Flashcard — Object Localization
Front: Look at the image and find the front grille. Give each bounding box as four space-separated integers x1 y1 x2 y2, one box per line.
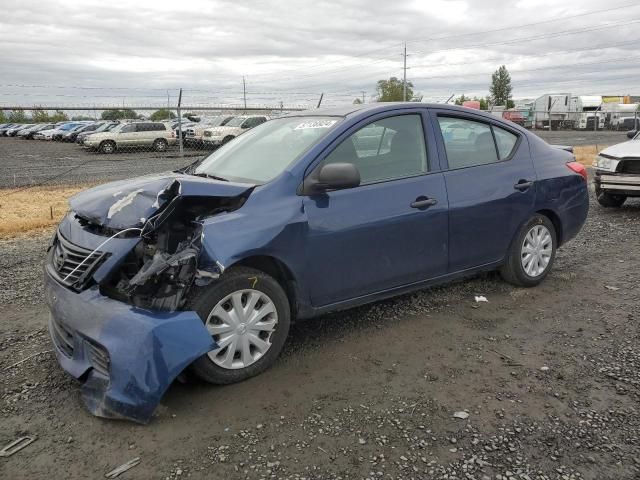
48 233 107 291
86 341 110 376
50 315 74 357
619 160 640 174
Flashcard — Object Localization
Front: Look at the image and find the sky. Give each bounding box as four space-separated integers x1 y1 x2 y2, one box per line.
0 0 638 110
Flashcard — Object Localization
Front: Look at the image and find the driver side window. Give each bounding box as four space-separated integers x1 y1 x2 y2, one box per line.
322 114 428 184
120 124 136 133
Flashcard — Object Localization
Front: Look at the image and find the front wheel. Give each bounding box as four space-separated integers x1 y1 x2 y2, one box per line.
596 190 626 208
99 140 116 154
189 267 291 384
500 214 557 287
153 138 168 152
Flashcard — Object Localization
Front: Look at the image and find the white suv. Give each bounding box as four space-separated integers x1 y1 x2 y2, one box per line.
83 122 176 154
202 115 268 146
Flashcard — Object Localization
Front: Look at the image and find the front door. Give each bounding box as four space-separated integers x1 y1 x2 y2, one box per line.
302 112 449 307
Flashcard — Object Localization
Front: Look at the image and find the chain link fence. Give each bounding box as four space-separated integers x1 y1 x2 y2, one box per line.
0 103 638 190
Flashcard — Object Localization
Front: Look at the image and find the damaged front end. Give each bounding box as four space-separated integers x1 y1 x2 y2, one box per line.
45 173 254 422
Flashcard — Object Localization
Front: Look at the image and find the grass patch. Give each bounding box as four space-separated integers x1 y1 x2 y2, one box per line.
573 145 608 167
0 184 95 239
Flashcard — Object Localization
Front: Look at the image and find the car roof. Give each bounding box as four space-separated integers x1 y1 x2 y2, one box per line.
286 102 505 121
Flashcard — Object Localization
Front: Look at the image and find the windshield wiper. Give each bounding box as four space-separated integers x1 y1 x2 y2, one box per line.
191 172 229 182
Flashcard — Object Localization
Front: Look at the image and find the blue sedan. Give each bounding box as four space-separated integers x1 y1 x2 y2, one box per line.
44 103 588 422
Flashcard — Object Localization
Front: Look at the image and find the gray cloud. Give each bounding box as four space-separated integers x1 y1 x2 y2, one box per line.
0 0 638 109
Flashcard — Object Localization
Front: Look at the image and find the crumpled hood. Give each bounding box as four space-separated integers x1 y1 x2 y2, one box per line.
69 172 254 229
601 140 640 159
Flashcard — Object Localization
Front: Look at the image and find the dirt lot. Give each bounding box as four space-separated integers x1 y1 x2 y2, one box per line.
1 132 639 479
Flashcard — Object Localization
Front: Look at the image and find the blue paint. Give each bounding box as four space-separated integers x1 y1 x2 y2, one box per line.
45 272 215 423
45 103 588 422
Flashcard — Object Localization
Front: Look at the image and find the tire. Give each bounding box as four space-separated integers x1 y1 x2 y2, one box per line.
222 135 235 145
500 214 557 287
596 190 626 208
99 140 116 154
153 138 168 152
189 267 291 384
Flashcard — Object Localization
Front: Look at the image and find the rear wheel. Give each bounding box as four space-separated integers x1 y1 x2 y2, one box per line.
189 267 290 384
153 138 168 152
99 140 116 154
596 190 626 208
500 214 556 287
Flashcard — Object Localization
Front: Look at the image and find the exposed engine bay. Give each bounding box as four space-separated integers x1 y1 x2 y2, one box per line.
69 175 252 311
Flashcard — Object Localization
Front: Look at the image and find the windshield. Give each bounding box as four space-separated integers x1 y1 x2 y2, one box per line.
225 117 247 127
194 116 341 183
203 116 232 127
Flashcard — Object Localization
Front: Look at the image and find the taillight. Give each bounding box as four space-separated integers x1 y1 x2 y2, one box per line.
567 161 588 182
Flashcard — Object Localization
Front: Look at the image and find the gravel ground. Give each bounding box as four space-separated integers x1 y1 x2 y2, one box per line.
0 130 630 188
1 183 639 478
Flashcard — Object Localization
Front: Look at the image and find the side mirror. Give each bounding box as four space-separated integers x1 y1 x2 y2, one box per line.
304 163 360 194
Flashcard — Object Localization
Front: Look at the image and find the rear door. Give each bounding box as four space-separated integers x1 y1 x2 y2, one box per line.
302 111 449 306
429 109 537 272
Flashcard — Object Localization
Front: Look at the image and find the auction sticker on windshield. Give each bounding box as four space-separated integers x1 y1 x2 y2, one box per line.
294 120 337 130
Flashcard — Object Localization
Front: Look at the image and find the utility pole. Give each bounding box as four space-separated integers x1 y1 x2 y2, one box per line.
177 88 183 157
242 76 247 110
317 93 324 108
361 91 366 104
402 42 407 102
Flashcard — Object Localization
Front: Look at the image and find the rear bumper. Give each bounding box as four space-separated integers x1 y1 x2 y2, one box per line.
44 269 215 423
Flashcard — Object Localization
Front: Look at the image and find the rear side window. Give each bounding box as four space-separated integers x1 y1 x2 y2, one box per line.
322 114 428 184
437 117 497 168
493 127 518 160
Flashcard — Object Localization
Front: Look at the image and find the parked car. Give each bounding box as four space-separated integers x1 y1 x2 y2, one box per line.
62 122 101 142
7 123 35 137
44 103 589 423
202 115 268 146
627 129 638 139
184 116 234 146
17 123 56 139
502 110 526 127
76 122 120 145
34 122 88 141
82 121 177 153
0 123 18 135
593 130 640 207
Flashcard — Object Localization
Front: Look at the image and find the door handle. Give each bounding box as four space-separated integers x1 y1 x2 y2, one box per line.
514 180 534 191
410 197 438 210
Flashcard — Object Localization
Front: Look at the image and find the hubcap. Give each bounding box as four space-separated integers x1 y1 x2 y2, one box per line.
521 225 552 277
205 289 278 370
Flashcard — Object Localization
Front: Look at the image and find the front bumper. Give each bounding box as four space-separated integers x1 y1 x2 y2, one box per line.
44 267 216 423
594 171 640 196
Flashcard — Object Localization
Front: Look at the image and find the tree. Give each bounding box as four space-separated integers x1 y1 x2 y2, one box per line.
489 65 513 108
32 107 50 123
51 110 68 122
454 94 469 106
8 109 28 123
0 110 6 123
376 77 414 102
72 115 94 121
149 108 176 121
101 109 139 120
